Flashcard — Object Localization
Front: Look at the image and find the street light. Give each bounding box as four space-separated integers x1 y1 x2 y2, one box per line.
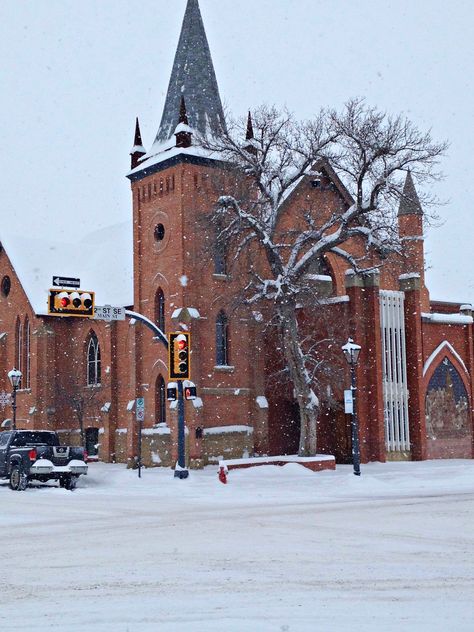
8 368 22 431
341 338 362 476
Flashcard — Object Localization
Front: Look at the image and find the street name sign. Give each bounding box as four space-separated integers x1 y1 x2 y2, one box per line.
136 397 145 422
52 276 81 288
344 389 353 414
94 305 126 321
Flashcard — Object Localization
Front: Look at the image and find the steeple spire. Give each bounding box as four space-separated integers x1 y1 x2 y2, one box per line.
243 110 258 156
398 170 423 216
179 95 189 126
130 117 146 169
245 111 255 141
154 0 226 144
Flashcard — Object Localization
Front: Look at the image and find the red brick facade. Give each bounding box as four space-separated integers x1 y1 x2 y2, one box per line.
0 1 472 467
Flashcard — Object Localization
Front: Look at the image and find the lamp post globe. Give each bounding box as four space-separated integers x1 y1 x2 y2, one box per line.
341 339 362 476
8 368 22 388
342 338 362 366
7 368 22 431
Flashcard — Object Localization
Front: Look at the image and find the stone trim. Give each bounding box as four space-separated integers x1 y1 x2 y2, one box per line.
201 387 251 396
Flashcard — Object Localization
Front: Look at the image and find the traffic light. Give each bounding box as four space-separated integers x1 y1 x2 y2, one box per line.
48 289 95 318
168 332 190 380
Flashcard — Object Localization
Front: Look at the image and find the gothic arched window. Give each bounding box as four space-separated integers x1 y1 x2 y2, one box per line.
87 332 101 386
216 310 229 366
155 374 166 425
155 288 165 333
15 317 22 388
214 228 227 275
23 318 31 389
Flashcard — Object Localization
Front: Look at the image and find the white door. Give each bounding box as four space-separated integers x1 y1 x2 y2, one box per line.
380 290 410 452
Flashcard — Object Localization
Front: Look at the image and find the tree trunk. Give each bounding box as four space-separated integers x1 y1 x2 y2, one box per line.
277 302 319 456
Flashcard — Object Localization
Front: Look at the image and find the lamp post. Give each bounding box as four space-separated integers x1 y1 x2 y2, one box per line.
342 339 361 476
7 368 22 431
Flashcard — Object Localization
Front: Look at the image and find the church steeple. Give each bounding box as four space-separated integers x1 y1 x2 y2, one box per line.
154 0 226 144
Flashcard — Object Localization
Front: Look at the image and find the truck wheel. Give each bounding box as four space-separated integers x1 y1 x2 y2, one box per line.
59 475 77 491
9 465 28 491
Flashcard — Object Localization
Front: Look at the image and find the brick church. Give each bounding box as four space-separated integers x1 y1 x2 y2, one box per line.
0 0 472 466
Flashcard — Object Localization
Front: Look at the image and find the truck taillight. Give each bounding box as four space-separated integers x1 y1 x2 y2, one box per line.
29 448 37 461
83 451 88 462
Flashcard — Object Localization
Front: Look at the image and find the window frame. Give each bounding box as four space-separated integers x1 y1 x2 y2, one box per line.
216 310 230 366
87 332 101 387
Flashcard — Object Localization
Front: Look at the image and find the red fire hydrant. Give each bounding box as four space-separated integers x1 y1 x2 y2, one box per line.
218 465 228 484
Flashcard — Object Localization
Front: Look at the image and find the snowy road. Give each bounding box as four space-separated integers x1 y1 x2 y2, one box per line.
1 460 473 631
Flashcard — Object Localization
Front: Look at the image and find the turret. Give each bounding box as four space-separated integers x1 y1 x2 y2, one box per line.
130 118 146 169
398 170 429 308
174 96 193 148
242 111 258 156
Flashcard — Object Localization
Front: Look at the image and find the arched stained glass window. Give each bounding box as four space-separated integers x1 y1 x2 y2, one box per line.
155 374 166 425
15 317 22 388
214 228 227 275
23 318 30 389
155 288 165 333
216 310 229 366
87 332 101 386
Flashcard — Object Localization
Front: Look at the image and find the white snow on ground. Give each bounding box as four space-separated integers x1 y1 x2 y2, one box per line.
1 460 474 632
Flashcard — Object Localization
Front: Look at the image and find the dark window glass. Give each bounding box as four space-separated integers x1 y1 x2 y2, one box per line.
214 228 226 275
0 432 12 446
87 333 101 386
1 276 11 297
156 375 166 425
216 311 229 366
15 318 22 388
155 289 165 332
13 432 59 447
23 319 30 389
154 224 165 241
85 428 99 456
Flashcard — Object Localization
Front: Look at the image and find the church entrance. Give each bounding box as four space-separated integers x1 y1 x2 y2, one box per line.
85 427 99 458
268 396 300 456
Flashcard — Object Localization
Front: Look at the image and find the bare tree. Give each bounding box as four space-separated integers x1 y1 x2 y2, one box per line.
55 375 107 448
204 100 447 456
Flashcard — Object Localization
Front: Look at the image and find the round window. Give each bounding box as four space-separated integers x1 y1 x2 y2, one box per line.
1 276 11 297
154 223 165 241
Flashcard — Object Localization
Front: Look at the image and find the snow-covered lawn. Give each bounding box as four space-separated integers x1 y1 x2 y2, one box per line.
1 460 473 632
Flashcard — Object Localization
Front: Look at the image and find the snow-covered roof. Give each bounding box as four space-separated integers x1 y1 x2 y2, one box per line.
127 143 222 180
0 221 133 316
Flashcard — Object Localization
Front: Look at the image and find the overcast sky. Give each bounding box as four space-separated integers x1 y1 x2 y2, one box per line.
1 0 473 303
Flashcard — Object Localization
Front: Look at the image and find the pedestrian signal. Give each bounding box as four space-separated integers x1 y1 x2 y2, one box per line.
167 383 178 401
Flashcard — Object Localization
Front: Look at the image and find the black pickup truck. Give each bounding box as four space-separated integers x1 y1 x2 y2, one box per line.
0 430 88 491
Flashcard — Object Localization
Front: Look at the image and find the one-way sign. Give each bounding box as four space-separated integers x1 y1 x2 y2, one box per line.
52 276 81 288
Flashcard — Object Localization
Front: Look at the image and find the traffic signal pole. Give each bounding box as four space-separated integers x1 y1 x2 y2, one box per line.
124 310 189 479
175 380 189 479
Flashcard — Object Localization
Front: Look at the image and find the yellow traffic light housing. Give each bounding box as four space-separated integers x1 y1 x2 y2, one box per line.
48 289 95 318
168 332 190 380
